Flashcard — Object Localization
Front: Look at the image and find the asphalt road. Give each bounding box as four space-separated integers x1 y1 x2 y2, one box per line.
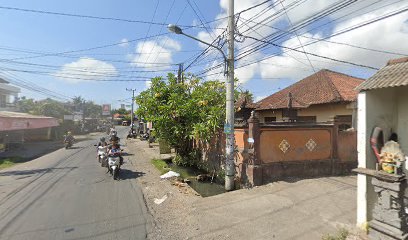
0 127 152 240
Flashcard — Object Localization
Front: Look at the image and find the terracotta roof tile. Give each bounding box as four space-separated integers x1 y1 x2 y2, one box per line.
256 69 364 110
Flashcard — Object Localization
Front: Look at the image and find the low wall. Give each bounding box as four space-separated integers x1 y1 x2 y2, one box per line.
245 118 357 185
199 119 357 186
259 126 333 163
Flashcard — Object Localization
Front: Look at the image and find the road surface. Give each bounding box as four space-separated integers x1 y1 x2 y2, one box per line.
0 127 151 240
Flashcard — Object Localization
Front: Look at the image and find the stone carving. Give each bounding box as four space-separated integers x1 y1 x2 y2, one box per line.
369 177 408 240
279 139 290 154
305 138 317 152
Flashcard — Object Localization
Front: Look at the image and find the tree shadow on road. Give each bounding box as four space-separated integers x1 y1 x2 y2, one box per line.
66 146 83 150
0 167 78 177
119 169 145 180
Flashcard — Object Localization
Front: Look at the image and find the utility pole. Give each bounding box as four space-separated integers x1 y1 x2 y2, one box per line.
167 0 235 191
177 63 183 83
126 88 136 128
225 0 235 191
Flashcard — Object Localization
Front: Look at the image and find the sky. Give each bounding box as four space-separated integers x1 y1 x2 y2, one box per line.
0 0 407 109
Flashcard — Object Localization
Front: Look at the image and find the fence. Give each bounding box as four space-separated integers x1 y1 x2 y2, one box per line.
204 114 357 186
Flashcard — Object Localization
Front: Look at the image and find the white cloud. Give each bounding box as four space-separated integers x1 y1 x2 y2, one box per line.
119 38 129 47
260 4 408 81
54 57 118 83
131 36 181 70
201 0 408 84
255 95 266 102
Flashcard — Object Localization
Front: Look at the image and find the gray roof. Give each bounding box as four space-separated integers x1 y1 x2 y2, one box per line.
358 58 408 91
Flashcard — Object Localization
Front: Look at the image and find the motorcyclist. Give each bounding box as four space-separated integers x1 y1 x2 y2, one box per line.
109 126 116 136
97 137 108 147
110 130 120 145
64 131 75 143
96 137 108 161
108 143 123 166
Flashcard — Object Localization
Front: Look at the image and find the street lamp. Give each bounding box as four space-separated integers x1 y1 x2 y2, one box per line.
168 24 227 72
168 23 235 191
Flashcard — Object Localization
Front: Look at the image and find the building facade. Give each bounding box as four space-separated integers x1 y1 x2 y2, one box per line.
256 69 364 127
0 78 20 111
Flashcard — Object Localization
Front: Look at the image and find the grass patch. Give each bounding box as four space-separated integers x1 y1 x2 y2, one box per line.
150 158 206 179
322 228 349 240
151 159 171 175
0 157 23 169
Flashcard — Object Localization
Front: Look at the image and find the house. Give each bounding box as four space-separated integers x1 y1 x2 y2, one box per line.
355 57 408 231
0 78 20 111
0 111 59 151
256 69 364 127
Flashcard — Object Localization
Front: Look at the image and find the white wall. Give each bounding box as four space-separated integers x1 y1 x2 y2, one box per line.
356 87 397 227
397 86 408 157
257 103 353 123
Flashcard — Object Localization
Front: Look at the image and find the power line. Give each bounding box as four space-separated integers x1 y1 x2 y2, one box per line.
279 0 316 72
1 71 72 100
238 14 408 57
0 5 224 30
235 0 358 62
242 35 379 70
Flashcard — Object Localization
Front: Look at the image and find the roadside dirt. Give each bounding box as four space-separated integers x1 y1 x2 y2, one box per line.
125 138 201 240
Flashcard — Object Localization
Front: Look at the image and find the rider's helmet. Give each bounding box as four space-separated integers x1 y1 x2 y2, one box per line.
67 131 72 135
100 137 105 142
111 131 117 136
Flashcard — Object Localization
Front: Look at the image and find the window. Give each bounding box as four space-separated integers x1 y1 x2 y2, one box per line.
282 109 297 120
297 116 316 122
264 117 276 123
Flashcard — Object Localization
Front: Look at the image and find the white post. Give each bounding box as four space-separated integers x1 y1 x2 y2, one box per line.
357 92 368 228
225 0 235 191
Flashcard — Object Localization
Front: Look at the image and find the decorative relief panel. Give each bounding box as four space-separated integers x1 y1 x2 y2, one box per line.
279 139 290 154
305 139 317 152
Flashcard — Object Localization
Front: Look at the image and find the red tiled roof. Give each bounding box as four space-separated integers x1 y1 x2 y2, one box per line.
235 95 258 109
256 69 365 110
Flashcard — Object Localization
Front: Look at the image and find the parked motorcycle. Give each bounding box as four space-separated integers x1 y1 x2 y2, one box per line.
97 146 108 167
140 131 156 143
108 150 121 180
127 128 138 139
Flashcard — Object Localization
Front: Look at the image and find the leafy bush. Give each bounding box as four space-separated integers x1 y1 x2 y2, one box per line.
136 73 226 164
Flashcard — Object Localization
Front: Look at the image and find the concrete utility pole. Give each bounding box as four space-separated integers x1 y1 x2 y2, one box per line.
167 0 235 191
225 0 235 191
177 63 183 83
126 88 136 128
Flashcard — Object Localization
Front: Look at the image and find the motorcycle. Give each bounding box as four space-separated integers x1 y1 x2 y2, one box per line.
140 132 149 141
63 136 74 149
140 131 156 143
108 150 122 180
127 128 138 139
97 146 108 167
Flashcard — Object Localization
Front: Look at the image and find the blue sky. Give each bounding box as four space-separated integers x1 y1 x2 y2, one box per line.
0 0 407 109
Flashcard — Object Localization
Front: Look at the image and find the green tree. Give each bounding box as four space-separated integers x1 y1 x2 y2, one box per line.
33 98 70 119
112 108 129 115
136 73 226 165
83 101 102 118
16 97 36 114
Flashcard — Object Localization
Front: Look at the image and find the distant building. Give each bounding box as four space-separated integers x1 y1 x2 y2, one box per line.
255 69 364 127
0 111 59 151
0 78 20 111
